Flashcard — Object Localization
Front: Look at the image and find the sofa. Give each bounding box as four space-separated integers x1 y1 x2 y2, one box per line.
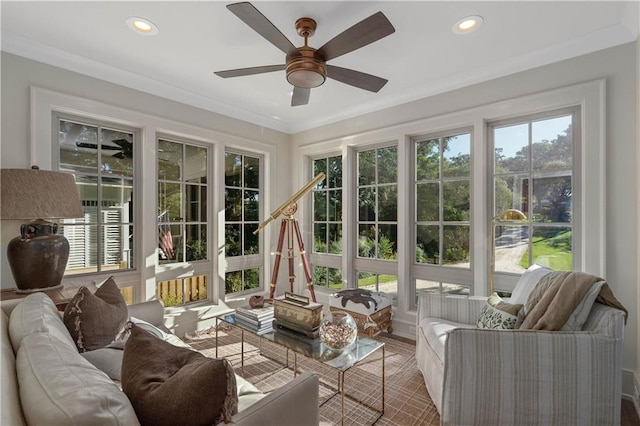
1 293 319 425
416 267 626 426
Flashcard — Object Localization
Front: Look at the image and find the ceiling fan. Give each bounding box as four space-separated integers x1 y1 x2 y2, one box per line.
214 2 395 107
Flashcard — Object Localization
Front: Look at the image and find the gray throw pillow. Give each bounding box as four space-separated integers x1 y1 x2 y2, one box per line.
63 276 128 352
122 324 238 425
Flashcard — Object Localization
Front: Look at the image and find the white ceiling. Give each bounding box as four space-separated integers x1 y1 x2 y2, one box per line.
2 1 638 134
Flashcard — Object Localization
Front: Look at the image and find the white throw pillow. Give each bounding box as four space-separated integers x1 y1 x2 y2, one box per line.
510 264 553 305
81 348 124 381
477 293 523 330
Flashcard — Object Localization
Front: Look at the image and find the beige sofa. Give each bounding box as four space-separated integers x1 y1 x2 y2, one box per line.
416 281 626 425
1 293 319 425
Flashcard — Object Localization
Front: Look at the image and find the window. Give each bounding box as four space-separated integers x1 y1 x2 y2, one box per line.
491 110 575 275
413 131 471 299
224 151 262 293
312 155 342 255
313 266 342 289
358 271 398 303
157 137 209 306
357 146 398 260
57 116 135 275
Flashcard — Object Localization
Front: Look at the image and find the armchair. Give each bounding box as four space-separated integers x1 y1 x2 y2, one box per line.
416 291 625 425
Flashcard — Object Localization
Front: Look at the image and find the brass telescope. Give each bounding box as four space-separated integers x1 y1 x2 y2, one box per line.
253 172 325 234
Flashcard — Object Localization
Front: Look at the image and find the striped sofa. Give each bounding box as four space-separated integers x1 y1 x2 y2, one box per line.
416 292 625 425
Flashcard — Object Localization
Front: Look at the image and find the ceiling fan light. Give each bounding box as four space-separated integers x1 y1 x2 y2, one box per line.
287 70 325 88
286 57 326 88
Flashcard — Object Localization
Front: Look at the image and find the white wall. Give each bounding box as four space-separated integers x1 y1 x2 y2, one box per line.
292 42 639 393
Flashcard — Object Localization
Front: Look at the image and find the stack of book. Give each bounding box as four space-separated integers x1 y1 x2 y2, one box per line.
235 305 274 335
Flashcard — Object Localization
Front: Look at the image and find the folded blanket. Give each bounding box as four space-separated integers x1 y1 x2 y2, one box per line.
520 271 627 330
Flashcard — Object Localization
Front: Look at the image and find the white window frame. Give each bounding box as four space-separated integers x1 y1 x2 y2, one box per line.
223 148 264 296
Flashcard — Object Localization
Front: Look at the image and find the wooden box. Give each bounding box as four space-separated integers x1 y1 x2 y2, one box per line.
273 293 323 332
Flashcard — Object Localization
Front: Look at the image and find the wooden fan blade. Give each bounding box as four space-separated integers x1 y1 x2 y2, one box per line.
291 87 310 106
326 65 388 92
227 2 298 56
215 64 285 78
316 11 395 61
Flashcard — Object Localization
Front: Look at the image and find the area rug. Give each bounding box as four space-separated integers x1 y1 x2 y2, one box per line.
186 326 439 426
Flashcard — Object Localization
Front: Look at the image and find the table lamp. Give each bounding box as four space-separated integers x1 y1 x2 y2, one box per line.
1 166 83 292
489 208 527 295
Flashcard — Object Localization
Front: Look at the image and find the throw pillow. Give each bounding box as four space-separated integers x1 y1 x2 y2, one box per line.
477 293 523 330
122 324 238 425
63 276 128 352
510 264 553 305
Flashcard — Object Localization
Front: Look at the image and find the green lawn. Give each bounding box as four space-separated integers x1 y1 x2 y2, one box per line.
357 274 397 287
520 231 572 271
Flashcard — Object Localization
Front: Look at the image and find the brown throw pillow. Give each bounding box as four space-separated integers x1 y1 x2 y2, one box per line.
63 276 128 352
122 324 238 425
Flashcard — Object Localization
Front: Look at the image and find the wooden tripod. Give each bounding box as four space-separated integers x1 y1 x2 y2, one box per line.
268 204 316 302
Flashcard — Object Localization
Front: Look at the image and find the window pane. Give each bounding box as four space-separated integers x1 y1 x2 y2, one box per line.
314 158 327 186
525 227 572 271
225 224 241 256
314 191 327 221
532 175 572 223
328 224 342 255
158 140 182 181
378 185 397 221
185 145 207 184
416 279 439 293
60 224 98 274
358 224 376 258
59 120 99 173
358 187 376 221
328 189 341 221
532 115 572 171
225 153 241 187
244 224 258 255
328 156 342 188
244 268 260 290
377 146 397 184
101 225 127 270
416 225 439 264
314 223 327 253
101 128 134 177
186 224 206 261
443 181 470 221
158 182 181 221
357 272 398 304
443 225 469 266
313 266 328 287
416 183 439 221
494 123 528 173
358 150 375 185
378 224 397 260
416 139 439 180
244 156 260 189
225 188 242 221
185 184 202 222
225 271 242 293
494 174 528 217
443 134 470 178
244 190 259 221
494 225 528 273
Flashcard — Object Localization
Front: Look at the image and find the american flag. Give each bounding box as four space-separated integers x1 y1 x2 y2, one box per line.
158 211 174 259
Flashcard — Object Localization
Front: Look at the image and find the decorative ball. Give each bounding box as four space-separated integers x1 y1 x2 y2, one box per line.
249 295 265 308
319 311 357 351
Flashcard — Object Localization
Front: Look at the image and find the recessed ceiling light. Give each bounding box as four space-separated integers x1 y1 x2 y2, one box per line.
126 17 159 36
452 15 483 35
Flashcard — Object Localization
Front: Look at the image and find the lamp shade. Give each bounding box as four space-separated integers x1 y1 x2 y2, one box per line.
1 167 83 220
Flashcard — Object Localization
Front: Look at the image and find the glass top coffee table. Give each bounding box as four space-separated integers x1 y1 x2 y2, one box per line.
216 313 385 425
